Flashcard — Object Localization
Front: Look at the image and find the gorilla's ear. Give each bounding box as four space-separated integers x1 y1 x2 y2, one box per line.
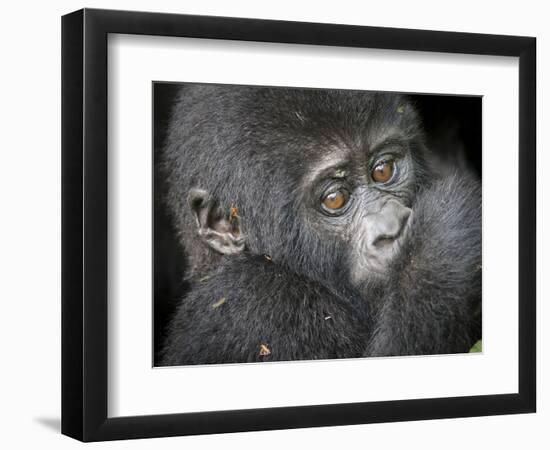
187 188 245 255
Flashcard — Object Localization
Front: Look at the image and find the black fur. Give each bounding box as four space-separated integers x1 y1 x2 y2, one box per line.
161 255 369 364
158 84 481 366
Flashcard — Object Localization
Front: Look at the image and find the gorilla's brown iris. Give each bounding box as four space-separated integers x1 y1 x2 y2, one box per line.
372 160 394 183
322 190 346 211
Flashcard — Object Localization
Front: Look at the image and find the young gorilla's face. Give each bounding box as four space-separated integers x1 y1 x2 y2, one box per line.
302 134 416 285
279 93 428 290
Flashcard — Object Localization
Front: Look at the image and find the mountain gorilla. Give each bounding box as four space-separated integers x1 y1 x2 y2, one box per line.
158 85 481 365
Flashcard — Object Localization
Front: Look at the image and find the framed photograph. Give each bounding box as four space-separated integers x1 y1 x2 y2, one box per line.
62 8 536 442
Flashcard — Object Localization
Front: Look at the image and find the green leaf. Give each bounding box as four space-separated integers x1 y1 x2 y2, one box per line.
469 340 482 353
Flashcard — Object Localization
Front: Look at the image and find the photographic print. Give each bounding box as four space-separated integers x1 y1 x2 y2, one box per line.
62 10 535 440
153 83 482 367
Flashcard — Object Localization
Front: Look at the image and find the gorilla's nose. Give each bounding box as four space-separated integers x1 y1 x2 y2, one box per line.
367 200 412 249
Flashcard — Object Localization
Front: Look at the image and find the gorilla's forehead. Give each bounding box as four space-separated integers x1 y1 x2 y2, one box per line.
234 87 420 178
168 84 422 195
252 88 407 130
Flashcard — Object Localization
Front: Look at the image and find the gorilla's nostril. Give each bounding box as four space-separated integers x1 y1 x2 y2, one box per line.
372 234 400 247
371 222 407 247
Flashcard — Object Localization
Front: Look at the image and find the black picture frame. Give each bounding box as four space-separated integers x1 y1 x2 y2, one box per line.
61 8 536 442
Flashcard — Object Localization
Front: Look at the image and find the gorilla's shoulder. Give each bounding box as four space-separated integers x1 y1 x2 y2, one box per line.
190 254 328 303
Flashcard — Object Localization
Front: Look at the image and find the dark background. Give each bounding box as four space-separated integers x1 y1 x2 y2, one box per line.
152 83 482 361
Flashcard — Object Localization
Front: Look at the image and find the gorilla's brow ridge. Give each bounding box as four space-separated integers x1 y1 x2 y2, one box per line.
303 153 351 187
370 133 410 155
304 147 350 185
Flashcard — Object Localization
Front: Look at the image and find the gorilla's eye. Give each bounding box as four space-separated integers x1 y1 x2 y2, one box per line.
371 160 395 184
321 189 349 214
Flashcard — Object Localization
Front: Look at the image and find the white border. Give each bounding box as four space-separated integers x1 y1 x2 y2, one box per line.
107 34 519 417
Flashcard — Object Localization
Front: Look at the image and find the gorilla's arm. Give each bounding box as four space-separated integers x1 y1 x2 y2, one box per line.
366 173 482 356
161 256 369 366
